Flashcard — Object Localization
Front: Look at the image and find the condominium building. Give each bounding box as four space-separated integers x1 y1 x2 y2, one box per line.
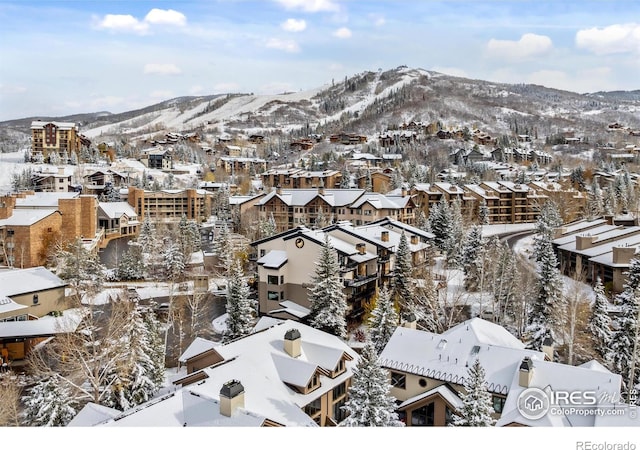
30 120 90 158
126 186 213 223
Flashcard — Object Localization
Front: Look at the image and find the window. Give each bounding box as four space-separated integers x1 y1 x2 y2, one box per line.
333 382 346 400
333 358 345 375
280 275 284 284
333 398 347 423
267 291 279 301
307 373 320 390
280 291 285 300
260 249 266 257
411 402 434 426
492 395 506 414
391 372 406 389
304 398 321 417
268 275 279 285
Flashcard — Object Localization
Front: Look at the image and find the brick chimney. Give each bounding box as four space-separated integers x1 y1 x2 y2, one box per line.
220 380 245 417
518 357 534 388
612 245 637 265
410 235 419 245
401 186 407 197
576 235 597 250
356 243 366 255
0 195 16 220
381 230 389 242
276 185 282 195
318 179 325 196
284 328 301 358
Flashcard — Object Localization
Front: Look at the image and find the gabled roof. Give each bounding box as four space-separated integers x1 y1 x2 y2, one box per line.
179 337 221 363
0 296 28 315
0 308 84 339
257 250 288 269
379 319 545 396
14 192 80 208
0 208 58 226
98 201 137 220
67 403 121 427
257 188 366 208
99 319 357 427
0 266 67 297
397 384 463 411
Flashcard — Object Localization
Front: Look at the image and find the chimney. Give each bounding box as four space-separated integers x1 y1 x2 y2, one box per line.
381 230 389 242
356 243 366 255
276 184 282 195
220 380 245 417
284 328 301 358
576 235 597 250
518 357 534 388
401 311 416 329
401 186 407 197
542 336 554 361
57 166 65 175
553 226 568 239
318 179 325 196
612 246 637 265
410 235 419 245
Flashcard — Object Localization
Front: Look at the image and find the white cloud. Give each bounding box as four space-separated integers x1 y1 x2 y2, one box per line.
94 8 187 34
526 68 616 93
333 27 352 39
274 0 340 13
144 8 187 26
189 85 204 95
94 14 149 34
576 23 640 55
144 63 182 75
0 83 27 94
265 38 300 53
281 18 307 32
487 33 553 60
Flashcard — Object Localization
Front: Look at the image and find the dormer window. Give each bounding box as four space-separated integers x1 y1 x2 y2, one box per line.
307 373 320 391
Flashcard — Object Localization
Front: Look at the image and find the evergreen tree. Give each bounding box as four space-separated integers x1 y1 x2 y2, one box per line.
21 375 77 427
163 241 186 281
223 260 256 342
314 205 329 229
533 200 562 262
415 209 429 232
308 235 348 338
478 199 490 225
461 226 484 292
56 238 107 302
213 224 233 273
445 198 464 266
451 358 495 427
368 285 399 354
141 304 167 387
339 338 404 427
610 259 640 395
589 277 612 364
527 229 564 353
116 242 145 281
392 232 415 314
138 213 157 254
413 268 441 333
340 168 351 189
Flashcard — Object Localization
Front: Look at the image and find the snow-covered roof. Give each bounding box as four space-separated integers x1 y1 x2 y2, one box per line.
379 319 545 396
0 308 83 339
99 320 357 427
98 201 137 219
67 402 121 427
257 188 366 208
14 191 80 208
552 224 619 246
256 250 288 269
0 208 58 226
496 358 623 427
350 193 404 210
397 384 463 411
269 301 311 319
0 266 67 297
0 296 28 315
179 337 221 363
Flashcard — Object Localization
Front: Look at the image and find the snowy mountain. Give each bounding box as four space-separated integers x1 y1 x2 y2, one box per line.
1 66 639 146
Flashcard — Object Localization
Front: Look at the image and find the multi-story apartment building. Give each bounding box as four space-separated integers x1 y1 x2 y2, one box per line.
126 186 213 223
251 218 432 324
217 157 267 175
31 167 74 193
30 120 90 159
255 187 417 231
0 191 98 268
261 168 342 189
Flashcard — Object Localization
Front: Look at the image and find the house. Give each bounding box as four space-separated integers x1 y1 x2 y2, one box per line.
97 201 140 248
0 266 80 363
141 148 173 170
90 319 358 427
379 318 626 427
31 167 73 192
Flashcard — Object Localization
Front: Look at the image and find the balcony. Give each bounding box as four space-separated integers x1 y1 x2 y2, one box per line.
345 273 377 288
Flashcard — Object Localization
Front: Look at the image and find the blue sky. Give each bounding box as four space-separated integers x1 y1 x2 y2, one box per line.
0 0 639 121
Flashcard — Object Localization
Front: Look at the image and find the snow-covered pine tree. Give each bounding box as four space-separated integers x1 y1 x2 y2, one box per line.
340 168 351 189
116 242 145 281
451 358 495 427
21 375 77 427
533 200 563 263
527 227 564 353
392 231 415 311
461 225 484 292
368 284 399 354
415 209 429 232
223 260 256 343
589 277 613 364
141 304 167 387
428 198 450 252
609 259 640 395
339 338 404 427
55 238 107 302
163 241 186 282
314 205 329 229
478 199 490 225
213 224 233 272
308 235 348 338
138 213 157 254
445 198 464 266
